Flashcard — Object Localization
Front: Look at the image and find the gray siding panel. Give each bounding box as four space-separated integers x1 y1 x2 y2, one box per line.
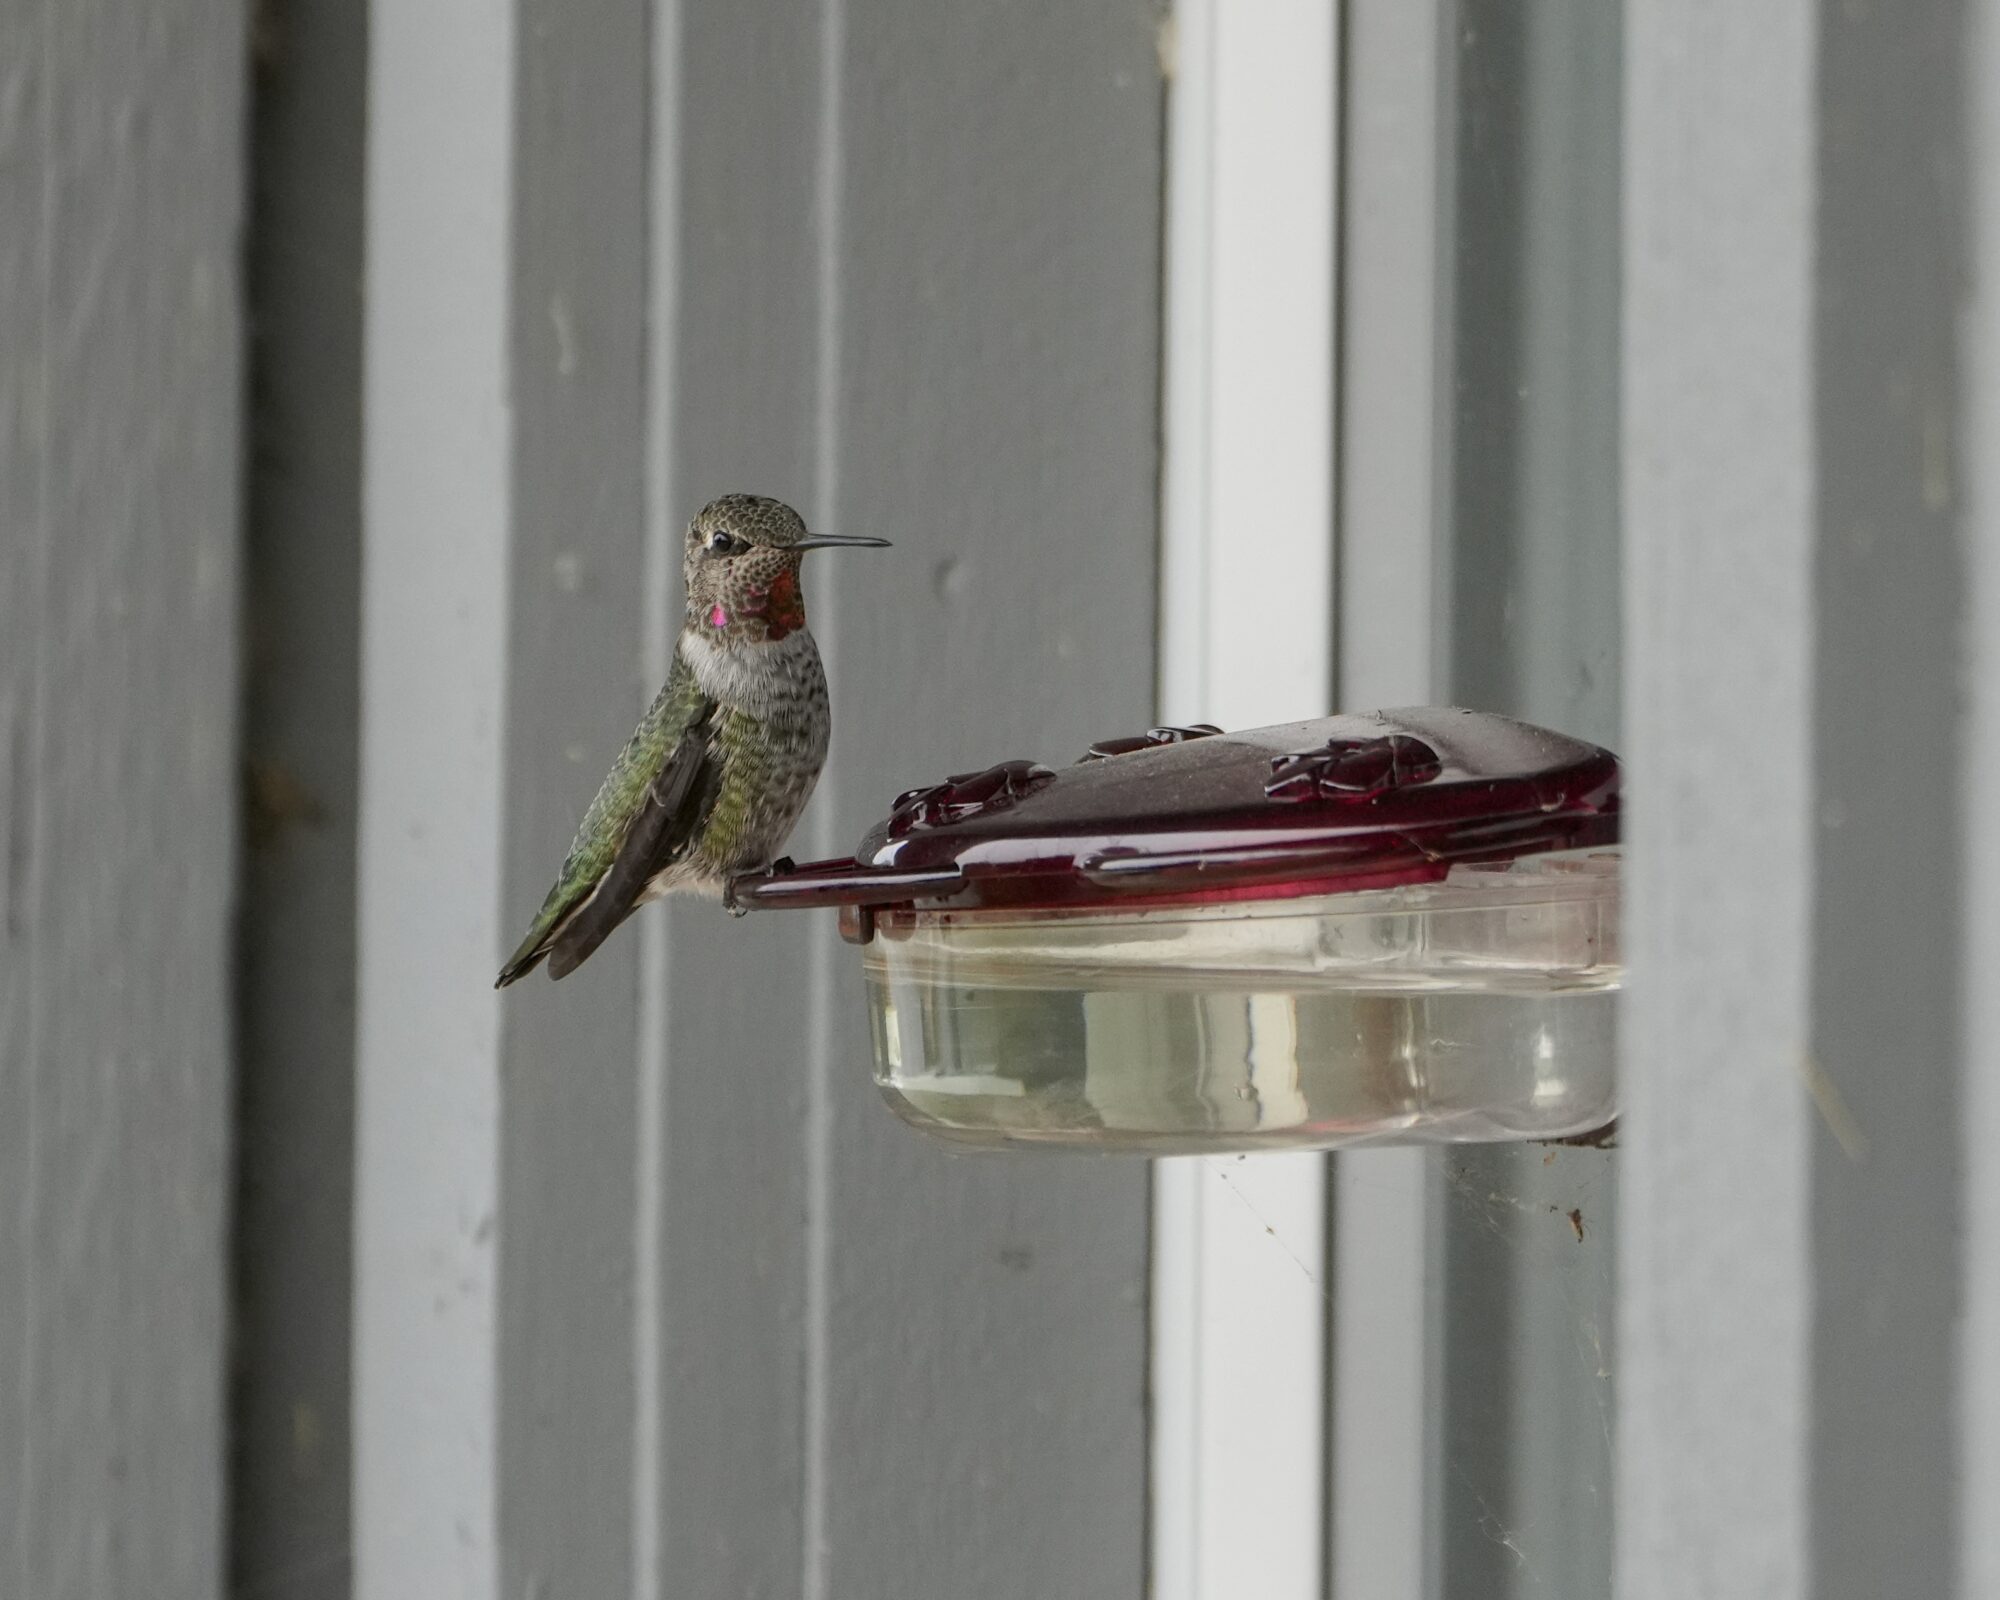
1809 3 1966 1595
1330 7 1445 1591
1431 7 1623 1596
1625 2 1980 1594
0 1 245 1595
813 3 1161 1595
0 20 39 1581
495 0 653 1593
646 3 1163 1597
1619 4 1816 1595
357 1 1161 1592
646 3 825 1592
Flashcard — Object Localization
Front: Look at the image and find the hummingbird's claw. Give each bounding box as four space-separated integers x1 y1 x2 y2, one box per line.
724 857 792 918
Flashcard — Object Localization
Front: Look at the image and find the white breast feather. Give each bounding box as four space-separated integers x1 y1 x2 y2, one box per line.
678 628 815 708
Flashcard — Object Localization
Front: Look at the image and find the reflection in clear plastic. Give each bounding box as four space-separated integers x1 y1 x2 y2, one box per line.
865 850 1619 1153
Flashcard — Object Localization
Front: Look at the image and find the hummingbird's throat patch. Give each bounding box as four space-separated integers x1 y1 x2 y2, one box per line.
715 567 805 641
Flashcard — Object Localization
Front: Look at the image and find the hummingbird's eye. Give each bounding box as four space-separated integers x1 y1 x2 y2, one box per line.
706 530 745 557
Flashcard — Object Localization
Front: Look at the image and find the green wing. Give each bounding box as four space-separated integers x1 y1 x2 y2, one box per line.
495 657 720 987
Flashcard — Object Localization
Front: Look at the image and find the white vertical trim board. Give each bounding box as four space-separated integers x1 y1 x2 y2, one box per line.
1155 2 1336 1596
632 0 684 1583
803 1 847 1591
353 4 514 1595
1327 2 1446 1594
1962 3 2000 1591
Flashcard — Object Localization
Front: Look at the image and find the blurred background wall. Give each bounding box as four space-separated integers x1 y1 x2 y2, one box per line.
6 1 2000 1598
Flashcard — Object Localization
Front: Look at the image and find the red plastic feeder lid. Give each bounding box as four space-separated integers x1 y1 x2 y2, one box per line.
731 708 1619 930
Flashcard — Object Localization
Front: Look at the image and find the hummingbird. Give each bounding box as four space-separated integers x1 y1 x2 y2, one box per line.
496 494 890 986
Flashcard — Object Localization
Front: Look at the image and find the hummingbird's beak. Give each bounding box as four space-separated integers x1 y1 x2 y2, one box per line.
791 534 892 550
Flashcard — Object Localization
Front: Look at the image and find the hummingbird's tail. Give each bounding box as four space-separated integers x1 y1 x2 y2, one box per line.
495 888 644 986
495 887 584 986
494 929 553 988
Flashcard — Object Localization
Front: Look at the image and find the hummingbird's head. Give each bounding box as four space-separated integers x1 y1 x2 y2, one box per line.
683 494 890 645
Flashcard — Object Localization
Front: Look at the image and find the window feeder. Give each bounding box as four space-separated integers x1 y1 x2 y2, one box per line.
731 709 1621 1154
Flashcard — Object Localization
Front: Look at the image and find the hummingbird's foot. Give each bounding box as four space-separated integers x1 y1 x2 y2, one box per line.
724 857 794 917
